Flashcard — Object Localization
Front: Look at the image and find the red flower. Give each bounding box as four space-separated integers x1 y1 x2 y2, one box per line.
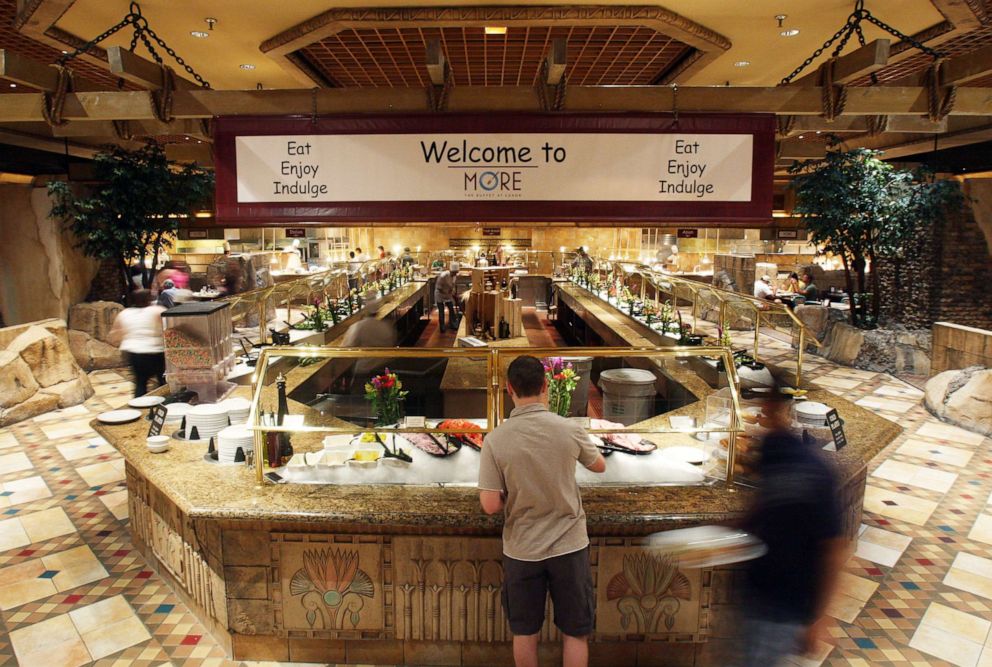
382 376 395 389
554 373 564 381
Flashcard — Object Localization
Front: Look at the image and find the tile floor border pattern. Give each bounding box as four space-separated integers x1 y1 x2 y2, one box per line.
0 327 989 665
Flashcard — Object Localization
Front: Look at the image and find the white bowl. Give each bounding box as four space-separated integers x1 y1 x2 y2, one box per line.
147 435 170 453
347 459 379 469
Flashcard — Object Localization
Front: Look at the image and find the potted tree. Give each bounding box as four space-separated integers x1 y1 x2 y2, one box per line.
789 146 960 328
48 143 214 303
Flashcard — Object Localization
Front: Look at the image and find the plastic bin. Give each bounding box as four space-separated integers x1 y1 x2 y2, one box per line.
598 368 657 426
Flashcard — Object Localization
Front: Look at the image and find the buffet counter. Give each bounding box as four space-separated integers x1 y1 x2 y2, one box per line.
95 341 899 665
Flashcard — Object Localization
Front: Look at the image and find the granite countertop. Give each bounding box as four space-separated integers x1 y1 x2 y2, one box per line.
95 379 899 533
439 319 531 391
95 278 899 532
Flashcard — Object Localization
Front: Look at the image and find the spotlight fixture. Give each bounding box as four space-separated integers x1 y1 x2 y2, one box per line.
734 60 750 67
780 29 800 37
484 26 507 35
205 17 217 30
775 14 787 27
240 63 256 70
190 31 208 38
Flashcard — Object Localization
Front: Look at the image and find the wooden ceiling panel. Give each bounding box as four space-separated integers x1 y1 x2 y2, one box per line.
849 24 992 85
297 25 695 88
0 0 131 91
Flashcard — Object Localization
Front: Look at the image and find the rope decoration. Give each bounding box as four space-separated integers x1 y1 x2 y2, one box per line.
150 64 175 123
427 63 453 112
112 120 133 140
553 72 567 111
776 115 797 137
42 66 72 127
535 59 551 112
817 58 848 122
925 60 956 123
866 115 888 136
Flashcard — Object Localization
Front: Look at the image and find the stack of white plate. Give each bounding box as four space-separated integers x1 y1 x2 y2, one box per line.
220 397 251 425
186 403 230 440
164 402 191 429
796 401 830 427
216 425 253 464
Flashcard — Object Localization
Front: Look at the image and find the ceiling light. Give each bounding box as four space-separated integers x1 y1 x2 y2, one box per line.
780 29 800 37
240 63 256 70
190 31 209 38
734 60 750 67
9 83 16 88
484 26 507 35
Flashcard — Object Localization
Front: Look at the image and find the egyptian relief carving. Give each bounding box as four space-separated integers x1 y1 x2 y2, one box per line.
276 539 384 633
596 546 707 639
393 536 526 643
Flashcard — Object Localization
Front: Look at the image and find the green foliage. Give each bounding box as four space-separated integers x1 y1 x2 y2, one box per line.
48 143 214 298
789 147 961 328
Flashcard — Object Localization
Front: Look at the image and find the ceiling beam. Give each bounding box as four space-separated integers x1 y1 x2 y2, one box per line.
106 47 196 90
49 118 211 139
425 39 445 86
545 38 567 85
940 44 992 85
0 85 990 123
0 49 102 92
791 39 891 86
164 142 213 165
0 128 99 159
777 139 828 160
782 115 950 135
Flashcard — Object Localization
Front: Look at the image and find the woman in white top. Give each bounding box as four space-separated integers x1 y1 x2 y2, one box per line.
108 290 166 398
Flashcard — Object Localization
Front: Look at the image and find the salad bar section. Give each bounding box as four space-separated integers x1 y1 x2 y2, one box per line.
93 340 901 665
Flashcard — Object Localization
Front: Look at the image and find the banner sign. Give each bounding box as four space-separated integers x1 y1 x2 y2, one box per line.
214 114 775 224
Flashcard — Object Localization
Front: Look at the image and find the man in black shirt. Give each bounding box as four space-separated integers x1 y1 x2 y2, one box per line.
741 394 847 666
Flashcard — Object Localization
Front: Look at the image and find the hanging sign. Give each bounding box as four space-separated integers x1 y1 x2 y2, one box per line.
214 114 775 224
677 228 699 239
482 228 502 236
284 228 307 238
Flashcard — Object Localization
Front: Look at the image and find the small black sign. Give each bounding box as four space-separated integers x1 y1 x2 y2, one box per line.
285 228 306 238
187 230 208 239
825 408 847 450
482 227 502 237
777 229 799 239
677 228 699 239
148 405 168 437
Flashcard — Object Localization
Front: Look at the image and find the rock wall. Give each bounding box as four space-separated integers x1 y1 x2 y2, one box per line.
0 320 94 426
66 301 125 371
0 185 100 326
877 178 992 330
820 321 932 375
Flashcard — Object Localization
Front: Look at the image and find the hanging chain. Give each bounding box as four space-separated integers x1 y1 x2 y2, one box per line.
780 0 944 85
57 1 210 89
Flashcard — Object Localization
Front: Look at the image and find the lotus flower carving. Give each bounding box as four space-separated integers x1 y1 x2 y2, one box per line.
606 552 691 633
290 547 375 629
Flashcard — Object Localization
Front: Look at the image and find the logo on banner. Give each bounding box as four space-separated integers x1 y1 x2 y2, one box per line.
463 170 523 196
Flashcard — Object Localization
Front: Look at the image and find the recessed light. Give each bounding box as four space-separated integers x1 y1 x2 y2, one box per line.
9 83 16 88
60 50 68 54
734 60 750 67
798 135 805 139
484 26 507 35
240 63 256 70
780 29 800 37
190 31 209 38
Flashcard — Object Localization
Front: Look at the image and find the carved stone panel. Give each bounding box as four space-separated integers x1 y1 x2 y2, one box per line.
392 537 511 643
274 536 385 635
596 546 709 640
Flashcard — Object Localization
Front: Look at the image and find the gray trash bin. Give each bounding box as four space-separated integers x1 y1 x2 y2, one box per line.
598 368 657 426
561 356 593 417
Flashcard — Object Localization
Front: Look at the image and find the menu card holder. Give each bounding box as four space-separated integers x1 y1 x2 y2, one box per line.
147 405 168 437
825 409 847 451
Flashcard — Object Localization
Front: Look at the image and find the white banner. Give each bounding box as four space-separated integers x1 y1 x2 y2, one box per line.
235 133 754 203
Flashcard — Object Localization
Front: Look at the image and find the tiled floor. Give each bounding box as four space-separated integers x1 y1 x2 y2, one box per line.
0 313 988 666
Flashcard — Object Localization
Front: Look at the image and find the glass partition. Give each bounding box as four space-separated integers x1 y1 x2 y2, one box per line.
246 346 746 489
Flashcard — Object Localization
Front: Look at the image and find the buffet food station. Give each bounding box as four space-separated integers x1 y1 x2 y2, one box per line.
94 336 898 665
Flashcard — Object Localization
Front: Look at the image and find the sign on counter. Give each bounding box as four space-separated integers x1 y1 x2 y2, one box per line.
825 409 847 451
214 114 775 224
148 405 168 437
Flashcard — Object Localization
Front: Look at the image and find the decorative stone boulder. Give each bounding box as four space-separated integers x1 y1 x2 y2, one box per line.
68 300 123 344
0 321 95 426
794 304 830 343
68 329 124 371
820 322 865 367
7 325 79 387
925 366 992 436
0 351 39 408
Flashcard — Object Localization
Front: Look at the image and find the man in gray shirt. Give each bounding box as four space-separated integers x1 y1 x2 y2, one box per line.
479 355 606 667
